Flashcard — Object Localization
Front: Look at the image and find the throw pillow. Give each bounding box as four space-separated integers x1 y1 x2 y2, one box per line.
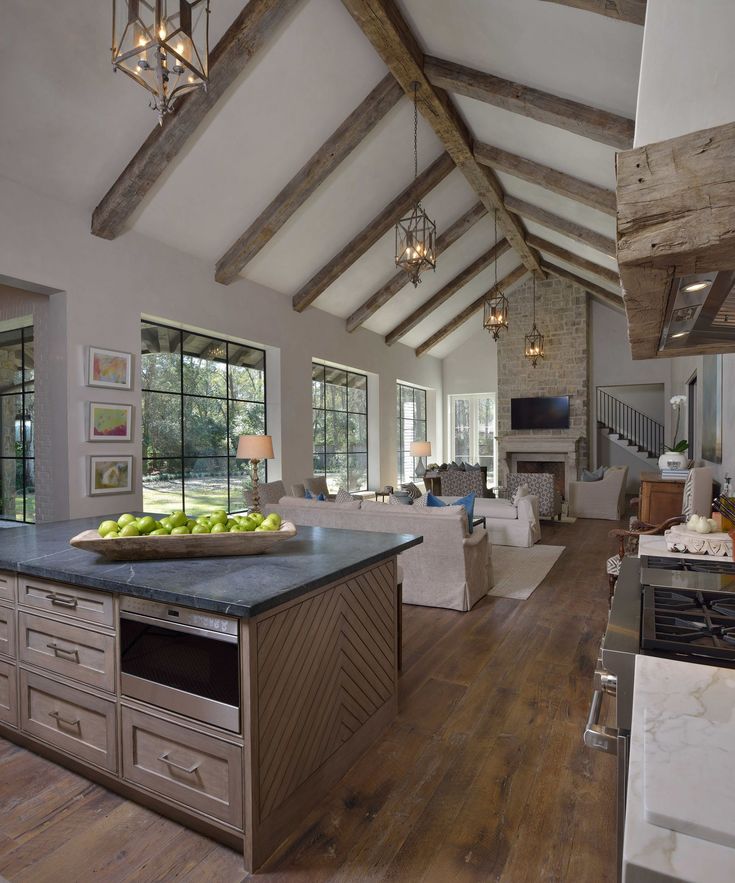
582 466 606 482
304 489 312 499
425 492 446 508
426 491 475 532
401 482 422 500
413 493 428 508
511 484 529 506
389 493 413 505
317 493 325 501
335 488 354 503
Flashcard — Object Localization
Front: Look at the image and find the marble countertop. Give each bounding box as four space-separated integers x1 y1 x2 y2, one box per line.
0 515 421 617
638 534 735 562
624 655 735 882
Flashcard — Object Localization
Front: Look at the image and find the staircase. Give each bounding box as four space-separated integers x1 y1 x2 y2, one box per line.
597 389 664 468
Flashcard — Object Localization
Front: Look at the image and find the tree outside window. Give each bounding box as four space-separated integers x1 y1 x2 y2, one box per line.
397 383 427 485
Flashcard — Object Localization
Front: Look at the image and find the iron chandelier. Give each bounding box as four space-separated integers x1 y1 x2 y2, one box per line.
524 275 545 367
483 209 509 340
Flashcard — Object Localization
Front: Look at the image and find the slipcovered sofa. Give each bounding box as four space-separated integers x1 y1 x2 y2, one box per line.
264 496 491 612
438 494 541 548
568 465 628 520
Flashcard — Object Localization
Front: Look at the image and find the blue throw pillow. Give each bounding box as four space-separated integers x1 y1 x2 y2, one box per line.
582 466 605 482
317 493 325 501
426 491 475 533
425 492 446 508
304 489 313 499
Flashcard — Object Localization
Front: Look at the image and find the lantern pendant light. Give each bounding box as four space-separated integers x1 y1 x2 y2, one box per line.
395 83 437 286
483 209 509 340
112 0 210 124
524 275 545 367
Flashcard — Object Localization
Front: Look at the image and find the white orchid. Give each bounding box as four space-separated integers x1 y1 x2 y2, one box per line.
666 394 689 453
670 394 687 409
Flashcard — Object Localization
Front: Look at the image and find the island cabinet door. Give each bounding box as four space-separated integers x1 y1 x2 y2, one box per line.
0 572 15 604
17 577 114 628
0 659 17 728
0 603 15 659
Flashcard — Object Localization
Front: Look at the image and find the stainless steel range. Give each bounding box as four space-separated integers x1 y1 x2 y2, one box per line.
584 553 735 880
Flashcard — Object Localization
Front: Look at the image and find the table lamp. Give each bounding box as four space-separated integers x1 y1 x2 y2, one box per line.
410 441 431 479
237 434 274 513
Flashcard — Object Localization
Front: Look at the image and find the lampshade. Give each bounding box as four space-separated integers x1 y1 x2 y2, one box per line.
410 441 432 458
236 435 274 460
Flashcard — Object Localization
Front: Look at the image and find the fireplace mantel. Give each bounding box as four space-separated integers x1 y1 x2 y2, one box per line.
498 435 584 498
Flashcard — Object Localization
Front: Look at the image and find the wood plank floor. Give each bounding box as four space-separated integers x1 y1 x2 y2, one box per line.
0 518 618 881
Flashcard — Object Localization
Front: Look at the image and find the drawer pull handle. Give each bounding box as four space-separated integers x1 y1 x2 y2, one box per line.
46 642 80 663
49 710 80 728
46 592 78 609
158 752 201 775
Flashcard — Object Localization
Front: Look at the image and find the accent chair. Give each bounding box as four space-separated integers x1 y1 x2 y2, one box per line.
568 466 628 520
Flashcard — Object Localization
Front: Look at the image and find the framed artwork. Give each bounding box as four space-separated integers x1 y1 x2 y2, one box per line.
89 456 133 496
701 354 723 463
88 347 132 389
89 402 132 442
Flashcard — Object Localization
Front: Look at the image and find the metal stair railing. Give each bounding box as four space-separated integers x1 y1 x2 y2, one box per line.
597 388 664 459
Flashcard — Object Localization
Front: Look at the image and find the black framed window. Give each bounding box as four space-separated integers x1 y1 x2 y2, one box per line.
312 362 368 493
0 324 34 522
141 321 266 514
397 383 427 485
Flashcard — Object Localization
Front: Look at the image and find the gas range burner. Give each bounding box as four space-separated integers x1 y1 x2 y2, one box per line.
642 586 735 663
644 555 735 575
640 555 735 595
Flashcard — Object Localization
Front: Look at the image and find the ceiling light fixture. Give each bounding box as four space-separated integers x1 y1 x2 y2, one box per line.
524 275 544 367
395 82 437 287
112 0 210 124
483 209 509 341
682 280 711 293
671 331 689 339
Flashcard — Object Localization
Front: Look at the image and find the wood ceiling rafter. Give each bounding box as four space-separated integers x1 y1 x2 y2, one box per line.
544 261 625 312
414 264 528 357
475 143 616 215
92 0 304 240
345 201 487 332
214 73 403 285
526 234 620 287
384 238 512 346
504 196 616 258
339 0 543 278
539 0 646 26
424 56 634 150
291 152 454 312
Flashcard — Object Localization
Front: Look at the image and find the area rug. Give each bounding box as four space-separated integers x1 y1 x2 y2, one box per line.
489 544 566 600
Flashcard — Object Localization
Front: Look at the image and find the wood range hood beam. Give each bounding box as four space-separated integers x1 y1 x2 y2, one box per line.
385 238 512 345
538 0 646 26
617 120 735 359
215 74 403 285
424 56 633 150
345 202 486 332
504 196 616 258
292 152 454 312
544 261 624 312
415 264 528 357
92 0 304 240
526 234 620 286
475 142 616 216
339 0 543 277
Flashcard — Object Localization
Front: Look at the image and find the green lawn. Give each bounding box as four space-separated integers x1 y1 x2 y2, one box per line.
143 478 246 516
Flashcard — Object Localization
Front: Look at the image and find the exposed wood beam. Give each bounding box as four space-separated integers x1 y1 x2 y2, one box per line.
92 0 303 240
292 153 454 312
339 0 543 276
424 56 633 150
214 74 403 284
539 0 646 26
475 142 616 216
504 196 616 258
345 202 486 332
526 234 620 286
385 239 511 345
544 261 624 312
415 265 528 357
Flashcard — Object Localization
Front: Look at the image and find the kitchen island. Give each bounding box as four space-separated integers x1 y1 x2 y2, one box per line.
0 516 421 872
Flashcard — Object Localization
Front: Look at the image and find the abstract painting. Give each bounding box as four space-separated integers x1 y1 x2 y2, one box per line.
89 456 133 495
701 354 722 463
88 347 132 389
89 402 132 442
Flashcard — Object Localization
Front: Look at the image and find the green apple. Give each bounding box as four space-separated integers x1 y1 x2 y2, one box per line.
210 523 226 533
153 521 163 530
209 510 227 525
103 530 120 539
149 528 169 536
136 516 157 534
169 511 187 528
249 512 265 526
264 513 281 528
225 519 237 529
119 523 140 538
240 518 257 532
98 520 118 537
191 524 210 534
171 525 190 535
196 516 212 527
229 525 245 532
117 513 137 528
160 516 174 531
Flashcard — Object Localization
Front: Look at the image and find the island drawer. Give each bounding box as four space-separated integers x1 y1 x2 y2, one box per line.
18 577 114 628
20 669 117 772
0 572 15 604
18 612 115 693
0 603 15 659
0 659 17 728
122 707 243 828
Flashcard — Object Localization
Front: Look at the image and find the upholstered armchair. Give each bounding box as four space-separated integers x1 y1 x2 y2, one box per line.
606 466 714 598
440 468 487 498
303 476 336 500
507 473 561 520
568 466 628 520
243 479 286 509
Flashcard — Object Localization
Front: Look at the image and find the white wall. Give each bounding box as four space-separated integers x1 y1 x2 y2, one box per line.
599 384 664 425
0 174 443 520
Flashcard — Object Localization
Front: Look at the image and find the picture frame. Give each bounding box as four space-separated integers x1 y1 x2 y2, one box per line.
89 402 133 442
88 346 132 390
89 456 133 496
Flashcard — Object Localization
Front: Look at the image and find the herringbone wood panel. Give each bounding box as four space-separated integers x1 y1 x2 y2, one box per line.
256 562 396 819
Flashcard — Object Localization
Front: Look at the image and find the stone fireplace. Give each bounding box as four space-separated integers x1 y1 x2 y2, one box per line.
499 435 583 500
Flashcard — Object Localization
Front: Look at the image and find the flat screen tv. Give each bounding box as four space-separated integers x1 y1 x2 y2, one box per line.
511 396 570 430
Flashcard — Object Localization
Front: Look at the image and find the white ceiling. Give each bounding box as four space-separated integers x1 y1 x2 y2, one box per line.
1 0 644 358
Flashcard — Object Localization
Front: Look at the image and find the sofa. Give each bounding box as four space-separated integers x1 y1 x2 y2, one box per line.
568 465 628 520
506 473 562 520
264 496 491 612
438 494 541 548
243 480 286 509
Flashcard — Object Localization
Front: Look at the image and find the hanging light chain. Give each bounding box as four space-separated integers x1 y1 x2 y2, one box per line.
413 82 419 181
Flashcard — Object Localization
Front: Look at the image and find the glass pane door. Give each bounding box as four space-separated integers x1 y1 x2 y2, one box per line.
448 393 496 488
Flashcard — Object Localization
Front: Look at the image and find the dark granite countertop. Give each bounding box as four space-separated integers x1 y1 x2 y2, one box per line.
0 516 422 617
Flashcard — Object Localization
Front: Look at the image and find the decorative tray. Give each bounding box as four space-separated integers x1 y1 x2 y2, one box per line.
69 522 297 561
664 524 734 558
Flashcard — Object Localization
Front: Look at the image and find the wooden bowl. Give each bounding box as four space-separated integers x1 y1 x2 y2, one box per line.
69 522 297 561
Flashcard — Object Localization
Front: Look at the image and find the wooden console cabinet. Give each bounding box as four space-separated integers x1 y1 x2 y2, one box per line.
639 471 685 524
